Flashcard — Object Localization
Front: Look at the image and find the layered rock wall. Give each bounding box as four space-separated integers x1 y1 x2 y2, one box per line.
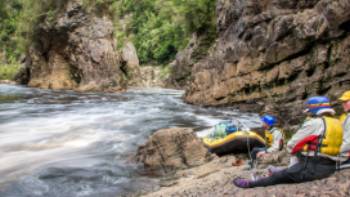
185 0 350 124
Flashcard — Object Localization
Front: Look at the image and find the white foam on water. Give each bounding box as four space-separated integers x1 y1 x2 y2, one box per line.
0 85 259 196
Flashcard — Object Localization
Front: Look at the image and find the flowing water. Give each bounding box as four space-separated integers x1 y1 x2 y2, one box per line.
0 84 261 197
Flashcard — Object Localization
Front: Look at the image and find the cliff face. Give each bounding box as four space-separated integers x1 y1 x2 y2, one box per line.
23 1 126 91
167 33 216 89
185 0 350 123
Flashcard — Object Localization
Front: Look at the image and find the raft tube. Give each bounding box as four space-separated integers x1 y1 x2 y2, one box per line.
203 131 266 155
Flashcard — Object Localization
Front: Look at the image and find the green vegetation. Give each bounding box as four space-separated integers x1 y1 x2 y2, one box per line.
0 0 216 66
0 0 22 63
0 0 24 78
15 0 68 54
115 0 216 64
0 0 65 62
0 64 21 80
0 0 64 78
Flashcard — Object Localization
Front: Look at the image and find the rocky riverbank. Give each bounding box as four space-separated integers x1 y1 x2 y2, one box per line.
143 156 350 197
136 127 350 197
0 80 17 85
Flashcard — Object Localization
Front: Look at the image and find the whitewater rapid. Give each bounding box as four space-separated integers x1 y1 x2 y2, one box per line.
0 84 261 197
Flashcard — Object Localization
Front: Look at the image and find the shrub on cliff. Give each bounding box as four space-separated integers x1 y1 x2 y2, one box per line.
0 0 22 63
115 0 216 64
0 64 21 80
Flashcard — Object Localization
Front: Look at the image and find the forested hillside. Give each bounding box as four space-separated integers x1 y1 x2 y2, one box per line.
0 0 216 74
114 0 216 64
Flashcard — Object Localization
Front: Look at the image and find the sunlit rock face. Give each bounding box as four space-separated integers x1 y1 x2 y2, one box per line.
136 128 213 176
121 41 142 86
22 1 126 91
185 0 350 125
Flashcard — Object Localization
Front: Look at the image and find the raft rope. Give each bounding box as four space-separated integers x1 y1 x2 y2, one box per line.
235 119 256 171
245 128 260 180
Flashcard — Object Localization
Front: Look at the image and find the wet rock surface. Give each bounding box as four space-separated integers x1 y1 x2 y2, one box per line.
185 0 350 126
136 128 213 176
21 1 126 91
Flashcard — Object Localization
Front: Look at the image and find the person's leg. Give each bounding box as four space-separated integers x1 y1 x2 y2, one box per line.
340 159 350 170
253 156 336 186
300 157 336 181
246 147 267 169
249 147 267 161
233 167 294 188
249 160 305 187
235 157 337 188
267 165 285 176
267 155 299 176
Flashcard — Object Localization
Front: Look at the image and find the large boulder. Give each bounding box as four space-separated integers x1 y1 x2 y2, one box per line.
136 128 213 176
185 0 350 126
23 1 126 91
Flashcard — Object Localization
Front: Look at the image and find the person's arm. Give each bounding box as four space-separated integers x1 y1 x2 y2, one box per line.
287 118 323 154
266 128 283 153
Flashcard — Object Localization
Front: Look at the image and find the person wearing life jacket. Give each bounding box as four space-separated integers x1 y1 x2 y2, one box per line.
247 114 284 169
338 91 350 169
234 96 343 188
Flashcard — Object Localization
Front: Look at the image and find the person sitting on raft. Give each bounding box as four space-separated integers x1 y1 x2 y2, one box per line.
234 96 343 188
247 114 284 169
338 91 350 169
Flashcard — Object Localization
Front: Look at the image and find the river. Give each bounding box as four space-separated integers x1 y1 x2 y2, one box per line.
0 84 261 197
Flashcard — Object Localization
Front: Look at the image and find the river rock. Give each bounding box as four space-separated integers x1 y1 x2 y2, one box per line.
185 0 350 126
121 41 141 86
21 1 126 91
136 128 213 176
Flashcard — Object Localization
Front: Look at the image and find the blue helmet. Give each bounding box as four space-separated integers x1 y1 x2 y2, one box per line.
261 115 277 127
305 96 332 115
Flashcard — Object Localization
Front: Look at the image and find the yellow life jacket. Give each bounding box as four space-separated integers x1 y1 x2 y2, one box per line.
304 116 343 156
265 130 273 147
